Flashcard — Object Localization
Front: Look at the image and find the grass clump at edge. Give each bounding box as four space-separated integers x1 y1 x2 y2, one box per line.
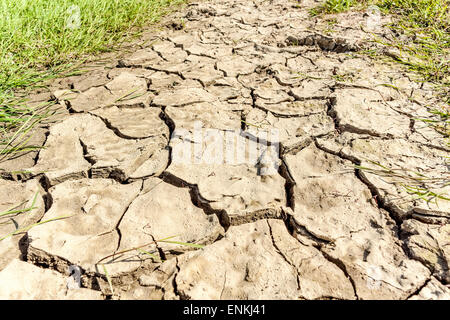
0 0 185 91
311 0 449 203
310 0 359 15
0 0 185 162
310 0 450 85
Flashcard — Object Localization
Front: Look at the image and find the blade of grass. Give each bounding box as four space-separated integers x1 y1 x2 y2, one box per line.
96 235 179 264
0 214 74 241
158 240 205 249
0 191 39 218
137 248 162 262
101 264 114 295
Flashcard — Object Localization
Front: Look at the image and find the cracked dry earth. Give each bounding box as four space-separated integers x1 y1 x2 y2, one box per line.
1 0 449 300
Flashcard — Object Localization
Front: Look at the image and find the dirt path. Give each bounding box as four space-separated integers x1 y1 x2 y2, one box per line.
0 0 449 300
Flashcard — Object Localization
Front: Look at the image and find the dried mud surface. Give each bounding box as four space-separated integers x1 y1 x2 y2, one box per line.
0 0 448 300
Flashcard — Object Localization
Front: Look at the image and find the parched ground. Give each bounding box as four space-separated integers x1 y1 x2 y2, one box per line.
0 0 449 300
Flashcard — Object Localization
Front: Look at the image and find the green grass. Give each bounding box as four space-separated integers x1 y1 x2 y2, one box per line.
416 107 450 138
0 191 39 221
0 186 73 242
310 0 450 85
310 0 359 15
356 160 450 206
0 99 56 163
312 0 449 203
97 235 205 265
0 215 73 241
0 0 185 163
311 0 449 138
100 264 115 296
97 235 204 295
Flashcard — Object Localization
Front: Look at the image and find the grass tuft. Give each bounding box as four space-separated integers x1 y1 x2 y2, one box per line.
356 160 449 205
0 0 184 93
0 213 73 241
97 236 204 265
310 0 359 15
0 0 185 161
310 0 450 86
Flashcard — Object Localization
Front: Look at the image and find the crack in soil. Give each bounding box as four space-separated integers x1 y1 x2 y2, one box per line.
2 0 448 300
